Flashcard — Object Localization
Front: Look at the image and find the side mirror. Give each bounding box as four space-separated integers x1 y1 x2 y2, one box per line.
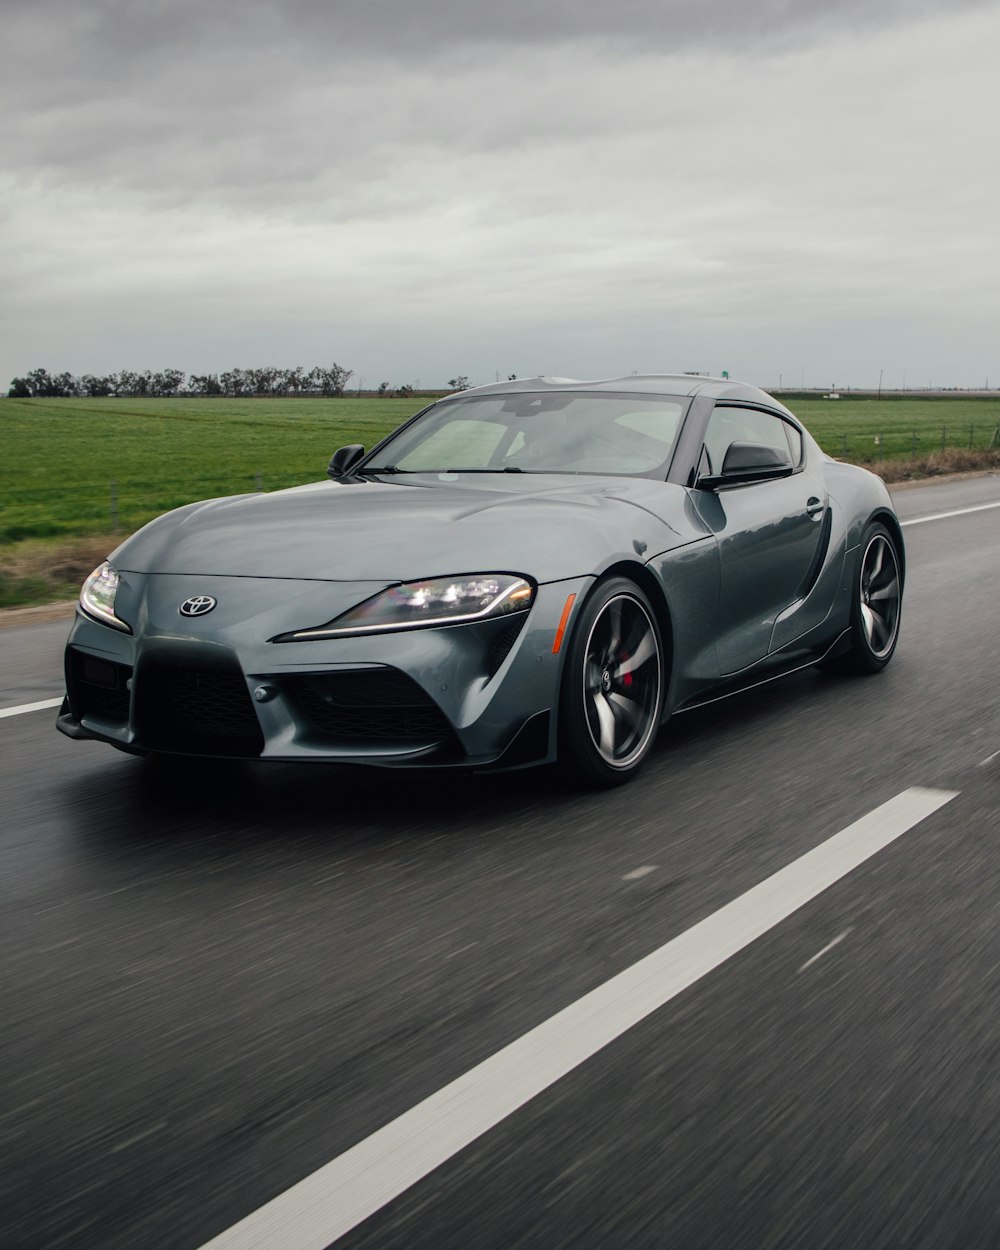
698 441 793 490
327 444 365 479
721 441 792 475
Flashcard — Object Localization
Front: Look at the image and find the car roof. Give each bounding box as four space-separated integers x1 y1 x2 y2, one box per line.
452 374 788 409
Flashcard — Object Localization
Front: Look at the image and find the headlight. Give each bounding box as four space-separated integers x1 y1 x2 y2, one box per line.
276 574 534 641
80 562 131 633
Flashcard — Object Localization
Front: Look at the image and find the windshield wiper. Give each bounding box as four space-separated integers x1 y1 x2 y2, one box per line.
439 466 527 473
363 465 531 475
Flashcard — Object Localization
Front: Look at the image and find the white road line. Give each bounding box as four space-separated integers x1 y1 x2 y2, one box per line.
198 785 957 1250
979 750 1000 767
622 865 658 880
901 500 1000 527
0 697 63 720
798 928 853 972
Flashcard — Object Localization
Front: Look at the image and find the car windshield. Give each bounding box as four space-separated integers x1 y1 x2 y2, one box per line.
364 391 687 478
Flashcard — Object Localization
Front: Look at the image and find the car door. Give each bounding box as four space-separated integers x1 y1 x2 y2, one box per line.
692 404 828 675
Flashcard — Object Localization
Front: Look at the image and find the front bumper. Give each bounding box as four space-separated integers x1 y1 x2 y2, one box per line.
58 572 591 770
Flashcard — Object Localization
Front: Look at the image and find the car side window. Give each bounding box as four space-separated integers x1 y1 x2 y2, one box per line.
782 422 803 465
703 407 802 474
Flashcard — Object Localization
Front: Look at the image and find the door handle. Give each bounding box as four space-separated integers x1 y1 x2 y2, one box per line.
806 497 825 518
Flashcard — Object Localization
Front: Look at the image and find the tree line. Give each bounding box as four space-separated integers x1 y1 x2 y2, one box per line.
7 363 359 399
6 367 477 400
6 365 360 397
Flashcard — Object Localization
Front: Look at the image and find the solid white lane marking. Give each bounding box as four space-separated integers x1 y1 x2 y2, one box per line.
901 500 1000 527
798 928 853 973
622 865 658 880
0 697 63 720
979 750 999 767
199 785 957 1250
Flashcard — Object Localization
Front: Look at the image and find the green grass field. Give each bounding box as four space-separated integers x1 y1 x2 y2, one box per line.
0 396 423 543
783 394 1000 464
3 392 1000 544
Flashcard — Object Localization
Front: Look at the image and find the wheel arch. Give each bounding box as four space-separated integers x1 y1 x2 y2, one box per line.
592 560 675 701
868 508 906 588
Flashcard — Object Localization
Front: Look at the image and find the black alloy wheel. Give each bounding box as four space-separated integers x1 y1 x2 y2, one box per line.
842 521 903 673
559 577 665 787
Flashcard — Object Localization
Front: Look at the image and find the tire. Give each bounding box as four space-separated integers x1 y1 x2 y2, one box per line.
558 578 665 787
837 521 903 674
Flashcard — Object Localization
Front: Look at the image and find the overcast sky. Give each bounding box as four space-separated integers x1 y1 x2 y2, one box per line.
3 0 998 390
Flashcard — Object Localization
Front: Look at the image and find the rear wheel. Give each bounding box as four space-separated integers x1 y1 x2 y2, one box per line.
559 578 665 788
838 522 903 673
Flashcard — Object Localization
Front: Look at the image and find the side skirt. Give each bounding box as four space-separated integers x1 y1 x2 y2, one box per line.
672 629 850 715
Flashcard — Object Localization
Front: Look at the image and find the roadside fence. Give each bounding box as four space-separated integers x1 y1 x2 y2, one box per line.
833 424 1000 462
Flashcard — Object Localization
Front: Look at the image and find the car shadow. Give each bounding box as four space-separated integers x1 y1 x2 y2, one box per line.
58 662 862 867
57 745 586 865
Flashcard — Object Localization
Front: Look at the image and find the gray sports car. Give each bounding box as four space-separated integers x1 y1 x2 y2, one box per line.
58 375 904 786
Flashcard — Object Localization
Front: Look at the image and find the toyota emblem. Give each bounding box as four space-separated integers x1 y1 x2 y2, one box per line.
179 595 217 617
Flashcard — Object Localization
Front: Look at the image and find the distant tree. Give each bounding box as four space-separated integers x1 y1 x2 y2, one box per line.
151 368 185 396
448 376 470 391
377 381 392 397
245 366 275 396
129 369 152 397
316 362 353 396
282 366 306 396
397 383 414 398
188 373 223 395
27 368 53 395
220 368 248 396
508 374 517 380
80 374 113 397
12 368 79 397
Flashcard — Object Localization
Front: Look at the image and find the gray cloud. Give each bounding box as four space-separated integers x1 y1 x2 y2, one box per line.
2 0 998 387
5 0 994 200
9 0 995 66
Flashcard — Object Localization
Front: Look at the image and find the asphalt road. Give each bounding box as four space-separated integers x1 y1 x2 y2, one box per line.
2 474 998 1250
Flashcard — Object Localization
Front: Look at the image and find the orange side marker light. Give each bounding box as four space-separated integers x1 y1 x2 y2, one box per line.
552 593 576 654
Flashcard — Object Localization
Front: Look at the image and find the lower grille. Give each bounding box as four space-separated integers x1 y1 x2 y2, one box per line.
66 650 132 724
135 663 264 757
284 669 456 749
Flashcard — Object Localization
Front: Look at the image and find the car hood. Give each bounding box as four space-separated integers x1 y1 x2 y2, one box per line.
111 473 702 584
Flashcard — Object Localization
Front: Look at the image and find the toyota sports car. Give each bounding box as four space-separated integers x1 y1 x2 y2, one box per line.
58 375 904 787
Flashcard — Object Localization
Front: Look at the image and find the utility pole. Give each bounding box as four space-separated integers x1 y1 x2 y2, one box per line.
877 368 883 400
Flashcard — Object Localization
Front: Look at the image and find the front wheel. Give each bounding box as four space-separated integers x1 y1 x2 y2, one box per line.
839 522 903 673
559 578 665 788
